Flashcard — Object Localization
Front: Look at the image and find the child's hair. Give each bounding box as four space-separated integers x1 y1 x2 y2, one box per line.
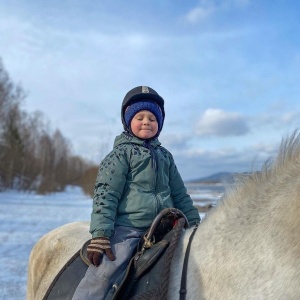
121 86 165 136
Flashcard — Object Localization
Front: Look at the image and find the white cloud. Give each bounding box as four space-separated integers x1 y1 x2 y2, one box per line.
184 0 251 24
159 133 188 149
185 6 215 23
173 144 267 180
195 108 249 137
251 109 300 132
281 112 300 124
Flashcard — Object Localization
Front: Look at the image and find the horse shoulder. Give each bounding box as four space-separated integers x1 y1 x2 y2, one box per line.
26 221 90 300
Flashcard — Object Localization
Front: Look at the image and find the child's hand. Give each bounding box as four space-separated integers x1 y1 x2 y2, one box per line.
87 237 116 266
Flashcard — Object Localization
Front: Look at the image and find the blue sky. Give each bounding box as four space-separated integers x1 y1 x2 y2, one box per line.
1 0 300 180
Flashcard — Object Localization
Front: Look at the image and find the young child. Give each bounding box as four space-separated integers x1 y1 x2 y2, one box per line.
72 86 200 300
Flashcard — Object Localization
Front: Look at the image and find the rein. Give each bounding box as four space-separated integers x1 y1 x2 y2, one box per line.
179 223 199 300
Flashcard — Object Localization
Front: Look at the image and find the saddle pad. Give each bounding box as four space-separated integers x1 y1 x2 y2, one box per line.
43 250 88 300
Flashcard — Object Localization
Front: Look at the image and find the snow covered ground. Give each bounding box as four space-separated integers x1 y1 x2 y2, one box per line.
0 185 215 299
0 186 92 300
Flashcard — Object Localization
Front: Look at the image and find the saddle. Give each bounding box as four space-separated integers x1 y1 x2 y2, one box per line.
44 208 189 300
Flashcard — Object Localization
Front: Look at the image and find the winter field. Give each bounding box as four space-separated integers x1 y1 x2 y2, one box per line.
0 184 223 300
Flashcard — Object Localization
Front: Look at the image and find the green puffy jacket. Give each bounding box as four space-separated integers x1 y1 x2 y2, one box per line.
90 132 200 238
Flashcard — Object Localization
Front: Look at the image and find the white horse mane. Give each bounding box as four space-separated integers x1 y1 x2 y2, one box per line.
211 130 300 216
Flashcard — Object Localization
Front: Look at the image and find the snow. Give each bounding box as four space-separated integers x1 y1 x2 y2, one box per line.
0 186 92 300
0 185 215 299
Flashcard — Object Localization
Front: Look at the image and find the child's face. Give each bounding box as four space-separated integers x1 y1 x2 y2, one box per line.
130 110 158 139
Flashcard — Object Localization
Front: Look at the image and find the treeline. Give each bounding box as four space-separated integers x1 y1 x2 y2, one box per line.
0 59 97 195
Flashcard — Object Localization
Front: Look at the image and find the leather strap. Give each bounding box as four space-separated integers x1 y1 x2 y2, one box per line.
179 223 199 300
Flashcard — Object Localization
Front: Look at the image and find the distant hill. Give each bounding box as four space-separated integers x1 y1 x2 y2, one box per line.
188 172 236 184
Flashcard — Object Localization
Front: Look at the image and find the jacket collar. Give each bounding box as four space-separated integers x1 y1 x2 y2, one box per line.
114 132 161 148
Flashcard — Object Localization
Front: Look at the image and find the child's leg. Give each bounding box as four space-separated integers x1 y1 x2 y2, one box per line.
72 226 144 300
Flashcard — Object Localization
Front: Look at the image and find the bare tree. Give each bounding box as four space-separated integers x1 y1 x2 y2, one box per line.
0 58 97 194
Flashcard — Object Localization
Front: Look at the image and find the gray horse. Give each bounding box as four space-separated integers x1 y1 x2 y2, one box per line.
27 132 300 299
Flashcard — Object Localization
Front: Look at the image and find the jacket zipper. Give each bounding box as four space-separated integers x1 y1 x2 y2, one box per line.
153 155 159 216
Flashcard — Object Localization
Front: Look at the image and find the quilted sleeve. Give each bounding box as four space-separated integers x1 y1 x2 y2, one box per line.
90 146 130 238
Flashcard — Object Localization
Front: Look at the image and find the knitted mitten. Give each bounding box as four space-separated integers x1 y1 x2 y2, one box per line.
87 237 116 266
